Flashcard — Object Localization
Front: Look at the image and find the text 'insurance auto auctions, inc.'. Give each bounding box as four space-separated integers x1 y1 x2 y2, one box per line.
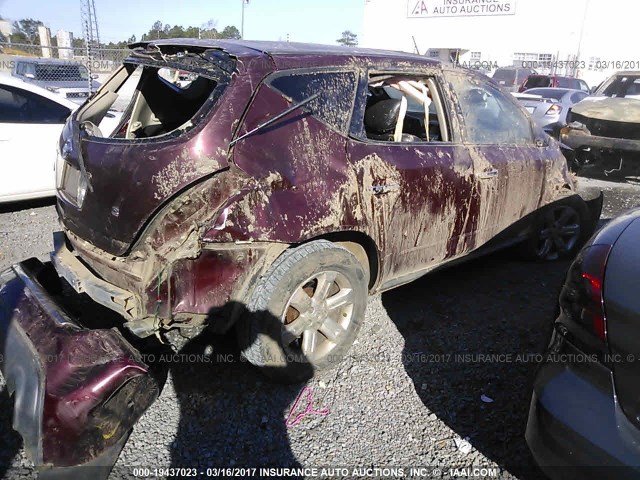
408 0 517 18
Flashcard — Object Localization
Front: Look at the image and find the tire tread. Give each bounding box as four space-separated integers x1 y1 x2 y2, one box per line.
239 240 352 370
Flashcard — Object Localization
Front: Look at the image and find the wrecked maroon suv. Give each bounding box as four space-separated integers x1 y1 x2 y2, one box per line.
0 40 602 475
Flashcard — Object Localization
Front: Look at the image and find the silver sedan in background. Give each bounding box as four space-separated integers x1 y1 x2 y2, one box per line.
513 88 589 138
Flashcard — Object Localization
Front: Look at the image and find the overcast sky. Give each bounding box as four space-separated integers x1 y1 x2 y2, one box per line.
0 0 364 45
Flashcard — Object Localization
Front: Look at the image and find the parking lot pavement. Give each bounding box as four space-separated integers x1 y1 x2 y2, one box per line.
0 198 58 272
576 176 640 220
0 177 639 479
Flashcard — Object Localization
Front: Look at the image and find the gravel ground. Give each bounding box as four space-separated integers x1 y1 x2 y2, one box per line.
1 177 639 480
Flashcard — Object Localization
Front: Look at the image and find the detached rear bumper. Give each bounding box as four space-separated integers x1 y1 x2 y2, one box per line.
0 260 159 477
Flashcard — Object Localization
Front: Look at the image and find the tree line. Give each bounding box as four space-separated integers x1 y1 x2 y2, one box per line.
1 16 359 49
1 17 241 49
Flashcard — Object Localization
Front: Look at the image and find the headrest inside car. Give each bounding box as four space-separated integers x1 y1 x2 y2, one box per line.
365 98 402 134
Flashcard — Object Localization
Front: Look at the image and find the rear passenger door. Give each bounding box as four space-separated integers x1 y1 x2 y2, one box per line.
444 70 546 245
232 67 363 239
346 69 476 286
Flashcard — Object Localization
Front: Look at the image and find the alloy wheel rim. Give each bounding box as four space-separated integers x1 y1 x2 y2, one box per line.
281 270 355 362
536 206 581 261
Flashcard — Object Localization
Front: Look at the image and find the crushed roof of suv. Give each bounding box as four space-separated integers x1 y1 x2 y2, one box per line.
128 38 441 64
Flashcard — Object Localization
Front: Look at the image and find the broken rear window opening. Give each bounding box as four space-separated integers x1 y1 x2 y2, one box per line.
75 51 229 140
361 74 450 143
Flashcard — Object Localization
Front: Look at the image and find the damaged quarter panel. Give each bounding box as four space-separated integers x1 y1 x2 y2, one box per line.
66 170 285 325
138 172 288 323
209 66 361 243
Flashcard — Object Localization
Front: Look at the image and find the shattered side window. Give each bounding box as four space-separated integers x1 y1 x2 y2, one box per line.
359 74 450 143
448 72 533 145
269 70 357 133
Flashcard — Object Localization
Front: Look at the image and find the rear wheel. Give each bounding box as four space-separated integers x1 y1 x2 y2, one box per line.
522 198 590 261
236 240 368 383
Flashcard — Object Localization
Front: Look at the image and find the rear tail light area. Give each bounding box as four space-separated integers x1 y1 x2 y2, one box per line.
545 103 562 116
559 244 612 344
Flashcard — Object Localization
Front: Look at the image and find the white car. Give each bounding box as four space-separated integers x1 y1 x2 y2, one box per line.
0 75 121 203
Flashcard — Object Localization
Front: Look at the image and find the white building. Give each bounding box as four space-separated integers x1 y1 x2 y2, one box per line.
57 29 74 59
37 25 52 58
362 0 639 87
0 20 12 41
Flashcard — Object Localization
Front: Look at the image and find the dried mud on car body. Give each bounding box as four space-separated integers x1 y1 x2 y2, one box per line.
0 44 615 476
0 179 638 479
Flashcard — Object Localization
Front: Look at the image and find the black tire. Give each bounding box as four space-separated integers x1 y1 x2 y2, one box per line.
236 240 368 383
520 197 591 261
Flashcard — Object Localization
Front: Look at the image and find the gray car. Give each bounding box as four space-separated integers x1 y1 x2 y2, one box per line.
513 87 589 138
491 67 535 92
11 57 100 104
527 207 640 479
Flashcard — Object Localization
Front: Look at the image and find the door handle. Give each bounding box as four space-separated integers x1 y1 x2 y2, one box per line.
478 168 499 180
371 184 400 195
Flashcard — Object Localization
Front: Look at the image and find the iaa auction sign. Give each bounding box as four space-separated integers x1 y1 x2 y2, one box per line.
408 0 517 18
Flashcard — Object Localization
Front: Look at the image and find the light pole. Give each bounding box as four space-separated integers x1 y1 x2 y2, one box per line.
574 0 590 77
241 0 249 39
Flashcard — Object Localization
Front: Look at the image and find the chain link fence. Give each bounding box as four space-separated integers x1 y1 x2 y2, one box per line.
0 42 129 94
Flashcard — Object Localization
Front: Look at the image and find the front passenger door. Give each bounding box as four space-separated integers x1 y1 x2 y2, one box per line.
444 70 547 246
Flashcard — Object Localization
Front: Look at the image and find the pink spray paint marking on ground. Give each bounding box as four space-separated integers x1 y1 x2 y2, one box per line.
285 386 330 428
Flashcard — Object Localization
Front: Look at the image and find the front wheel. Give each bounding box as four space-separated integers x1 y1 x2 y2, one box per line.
521 198 591 261
236 240 368 383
